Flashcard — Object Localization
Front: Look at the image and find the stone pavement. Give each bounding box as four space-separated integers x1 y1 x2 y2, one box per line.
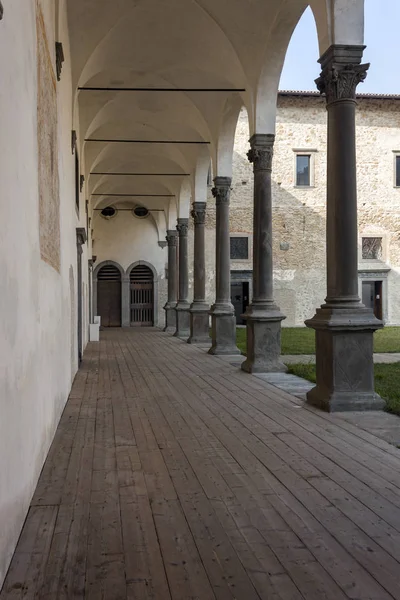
2 328 400 599
282 353 400 365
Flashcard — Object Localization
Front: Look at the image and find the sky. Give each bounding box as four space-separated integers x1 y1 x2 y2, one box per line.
279 0 400 94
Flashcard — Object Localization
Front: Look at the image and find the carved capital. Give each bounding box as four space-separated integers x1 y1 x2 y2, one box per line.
176 218 189 237
166 230 178 247
315 45 369 105
158 241 167 249
191 202 206 225
212 176 231 206
247 134 274 171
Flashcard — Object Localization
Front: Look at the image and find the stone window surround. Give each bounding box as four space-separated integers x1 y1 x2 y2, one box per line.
229 232 252 263
358 268 390 324
292 148 318 188
359 233 388 264
392 151 400 188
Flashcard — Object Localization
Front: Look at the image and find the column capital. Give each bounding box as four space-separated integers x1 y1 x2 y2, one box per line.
247 134 275 172
212 176 231 205
176 218 189 237
191 201 206 225
166 230 178 246
316 44 369 105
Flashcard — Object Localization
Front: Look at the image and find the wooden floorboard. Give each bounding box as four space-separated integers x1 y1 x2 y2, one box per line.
2 328 400 599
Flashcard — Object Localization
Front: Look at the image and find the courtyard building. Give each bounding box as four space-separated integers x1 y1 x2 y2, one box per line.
1 0 400 597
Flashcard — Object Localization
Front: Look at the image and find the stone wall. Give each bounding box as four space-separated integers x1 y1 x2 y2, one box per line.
200 95 400 326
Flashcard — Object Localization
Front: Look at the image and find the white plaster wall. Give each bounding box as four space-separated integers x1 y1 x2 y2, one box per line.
92 213 168 326
0 0 89 585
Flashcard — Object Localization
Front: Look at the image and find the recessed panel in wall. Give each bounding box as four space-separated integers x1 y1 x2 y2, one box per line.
37 3 60 272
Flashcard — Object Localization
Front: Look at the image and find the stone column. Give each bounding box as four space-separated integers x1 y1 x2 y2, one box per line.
208 177 240 355
174 218 190 338
241 134 287 373
188 202 210 344
164 230 178 332
305 45 384 412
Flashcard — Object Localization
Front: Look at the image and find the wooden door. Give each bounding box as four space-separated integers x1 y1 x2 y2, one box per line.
97 265 122 327
130 266 154 326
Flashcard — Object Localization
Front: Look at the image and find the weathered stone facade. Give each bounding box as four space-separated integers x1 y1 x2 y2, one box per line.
195 93 400 326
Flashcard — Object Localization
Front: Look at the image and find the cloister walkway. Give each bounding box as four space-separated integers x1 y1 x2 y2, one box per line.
2 329 400 599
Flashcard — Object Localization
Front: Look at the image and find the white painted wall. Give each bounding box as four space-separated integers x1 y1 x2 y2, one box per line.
92 212 168 325
0 0 90 585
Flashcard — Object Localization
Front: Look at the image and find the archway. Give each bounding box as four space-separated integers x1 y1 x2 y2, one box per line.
95 261 123 327
129 265 154 326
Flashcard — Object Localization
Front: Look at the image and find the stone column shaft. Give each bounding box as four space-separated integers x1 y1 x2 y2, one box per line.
208 177 239 355
188 202 210 344
305 44 384 412
174 218 190 338
326 95 359 303
164 230 178 332
241 134 286 374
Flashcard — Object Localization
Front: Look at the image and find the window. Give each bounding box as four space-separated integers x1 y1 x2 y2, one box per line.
133 206 149 218
100 206 117 219
230 237 249 260
395 155 400 187
362 237 382 260
296 154 311 186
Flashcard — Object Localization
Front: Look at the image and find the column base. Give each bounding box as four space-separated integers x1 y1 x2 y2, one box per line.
241 306 287 373
163 303 177 332
208 305 240 355
174 302 190 339
305 306 385 412
188 302 210 344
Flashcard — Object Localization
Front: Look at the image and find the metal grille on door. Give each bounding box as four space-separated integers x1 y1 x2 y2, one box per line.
130 265 154 326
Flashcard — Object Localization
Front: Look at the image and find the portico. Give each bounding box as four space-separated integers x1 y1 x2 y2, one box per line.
0 0 388 591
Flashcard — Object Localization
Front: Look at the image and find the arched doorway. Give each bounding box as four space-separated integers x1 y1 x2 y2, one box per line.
97 264 122 327
130 265 154 326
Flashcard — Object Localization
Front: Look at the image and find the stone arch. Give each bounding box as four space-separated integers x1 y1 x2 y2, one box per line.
93 260 126 326
127 261 160 326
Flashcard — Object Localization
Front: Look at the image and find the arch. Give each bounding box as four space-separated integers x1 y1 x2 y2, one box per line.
127 260 158 281
214 95 243 178
127 261 159 326
93 259 125 279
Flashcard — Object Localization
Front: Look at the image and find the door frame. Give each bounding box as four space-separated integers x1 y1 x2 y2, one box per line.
358 268 390 323
93 260 126 325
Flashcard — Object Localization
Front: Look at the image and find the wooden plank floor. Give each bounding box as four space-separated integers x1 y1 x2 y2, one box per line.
2 328 400 599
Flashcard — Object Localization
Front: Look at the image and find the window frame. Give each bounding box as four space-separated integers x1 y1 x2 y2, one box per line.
229 234 251 263
293 148 317 188
393 152 400 188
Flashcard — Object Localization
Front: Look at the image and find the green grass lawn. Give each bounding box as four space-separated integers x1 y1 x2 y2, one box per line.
287 363 400 416
236 326 400 355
